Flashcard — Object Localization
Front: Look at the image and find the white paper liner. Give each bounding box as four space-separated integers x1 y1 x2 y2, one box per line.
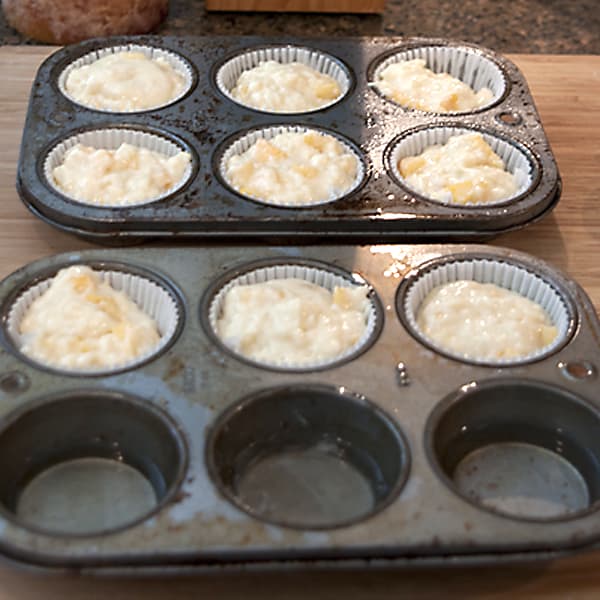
44 128 193 208
6 267 180 375
403 258 572 365
389 126 535 207
370 45 506 114
215 46 350 114
58 44 193 113
219 125 365 208
208 263 379 370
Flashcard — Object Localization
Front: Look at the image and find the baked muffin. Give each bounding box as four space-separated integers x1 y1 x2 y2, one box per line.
2 0 168 44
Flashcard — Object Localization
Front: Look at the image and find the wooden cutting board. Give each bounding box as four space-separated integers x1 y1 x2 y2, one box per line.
0 47 599 599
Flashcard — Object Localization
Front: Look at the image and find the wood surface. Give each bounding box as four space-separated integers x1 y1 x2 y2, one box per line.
0 47 599 598
205 0 386 13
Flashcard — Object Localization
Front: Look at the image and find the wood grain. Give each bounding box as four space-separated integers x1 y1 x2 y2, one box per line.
0 47 599 598
205 0 386 13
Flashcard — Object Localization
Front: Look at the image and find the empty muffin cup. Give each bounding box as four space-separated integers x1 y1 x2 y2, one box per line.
398 255 574 366
215 45 351 114
204 259 382 371
57 44 194 113
217 125 366 208
369 44 507 114
43 127 195 208
386 125 538 207
207 384 409 529
0 390 186 536
4 262 182 375
426 380 600 521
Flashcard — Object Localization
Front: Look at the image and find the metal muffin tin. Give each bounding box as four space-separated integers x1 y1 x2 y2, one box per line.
17 35 561 244
0 243 598 572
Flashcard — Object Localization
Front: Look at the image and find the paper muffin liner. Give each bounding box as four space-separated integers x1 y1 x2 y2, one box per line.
6 266 181 375
58 44 194 113
44 127 194 208
219 125 366 208
215 45 351 114
370 45 506 114
388 125 536 207
401 257 573 366
208 263 379 371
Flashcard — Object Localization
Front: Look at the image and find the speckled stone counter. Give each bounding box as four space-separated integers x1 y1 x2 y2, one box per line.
0 0 598 53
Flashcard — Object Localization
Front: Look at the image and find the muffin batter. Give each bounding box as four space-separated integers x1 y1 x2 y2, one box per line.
18 266 161 370
375 58 493 112
416 280 558 360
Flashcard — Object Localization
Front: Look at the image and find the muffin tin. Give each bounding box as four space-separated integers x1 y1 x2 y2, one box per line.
0 243 598 572
17 35 561 244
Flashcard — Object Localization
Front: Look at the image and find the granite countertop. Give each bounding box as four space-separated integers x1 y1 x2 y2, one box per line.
1 0 598 53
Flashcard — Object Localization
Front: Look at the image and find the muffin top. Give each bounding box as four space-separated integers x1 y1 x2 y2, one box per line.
231 60 342 113
398 132 520 205
52 142 191 207
17 266 161 370
416 280 558 361
216 278 369 365
224 130 359 206
64 51 187 112
375 58 493 113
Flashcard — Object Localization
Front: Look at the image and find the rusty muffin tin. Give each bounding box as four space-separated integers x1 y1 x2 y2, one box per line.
16 35 560 244
0 243 598 572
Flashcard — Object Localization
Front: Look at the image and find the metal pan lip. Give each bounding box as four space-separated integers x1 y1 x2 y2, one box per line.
205 382 411 531
55 42 197 114
367 41 510 116
200 257 384 373
39 124 199 210
395 252 577 367
424 378 600 524
212 43 355 115
384 122 542 209
214 123 369 209
0 389 189 539
0 259 186 378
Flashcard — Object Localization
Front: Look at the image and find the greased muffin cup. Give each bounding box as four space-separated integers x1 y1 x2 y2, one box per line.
5 266 181 375
215 45 352 114
370 45 507 114
57 44 194 113
218 124 366 208
207 261 381 371
401 256 575 366
387 125 538 207
43 127 195 208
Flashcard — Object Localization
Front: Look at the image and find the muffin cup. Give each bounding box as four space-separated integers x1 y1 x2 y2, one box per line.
43 127 195 208
206 260 381 371
218 124 366 208
215 45 352 114
0 390 187 537
426 379 600 521
386 125 538 207
57 44 194 113
399 255 574 366
369 44 507 114
207 384 410 530
5 265 181 375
